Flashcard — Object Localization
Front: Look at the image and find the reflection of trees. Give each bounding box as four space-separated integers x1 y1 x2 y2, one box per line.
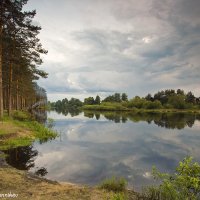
84 112 94 118
69 109 82 117
35 167 48 177
38 137 57 144
83 111 199 129
104 113 120 123
121 116 127 123
4 146 38 170
53 108 81 117
3 146 48 177
127 112 197 129
84 111 128 123
31 109 47 124
95 113 100 120
153 113 196 129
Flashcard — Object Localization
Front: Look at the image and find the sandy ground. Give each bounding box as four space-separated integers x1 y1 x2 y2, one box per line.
0 164 139 200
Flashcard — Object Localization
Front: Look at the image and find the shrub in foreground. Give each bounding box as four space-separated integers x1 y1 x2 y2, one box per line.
142 157 200 200
99 176 127 192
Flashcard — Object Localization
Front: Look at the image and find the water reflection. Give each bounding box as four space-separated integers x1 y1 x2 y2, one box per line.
83 111 200 129
4 146 37 170
31 109 47 124
52 107 82 117
5 110 200 190
4 146 48 177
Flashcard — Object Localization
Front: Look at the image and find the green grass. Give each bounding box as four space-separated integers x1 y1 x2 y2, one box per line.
12 110 31 121
82 102 128 111
0 111 58 150
30 121 58 141
0 137 33 150
99 177 127 192
83 104 200 114
109 192 126 200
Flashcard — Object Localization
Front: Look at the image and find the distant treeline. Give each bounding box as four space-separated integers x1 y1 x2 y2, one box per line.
51 89 200 111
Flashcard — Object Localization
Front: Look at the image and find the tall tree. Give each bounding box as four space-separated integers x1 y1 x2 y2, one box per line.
94 95 100 104
0 0 48 117
121 93 128 101
114 93 121 102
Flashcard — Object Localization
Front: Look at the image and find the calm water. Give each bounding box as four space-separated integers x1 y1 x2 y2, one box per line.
4 111 200 190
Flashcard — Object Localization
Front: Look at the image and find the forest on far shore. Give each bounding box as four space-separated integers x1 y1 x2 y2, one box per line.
51 89 200 111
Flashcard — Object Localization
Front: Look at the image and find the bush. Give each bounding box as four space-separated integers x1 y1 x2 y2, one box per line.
12 111 30 121
144 100 163 109
99 177 127 192
167 95 186 109
164 103 173 109
143 157 200 200
127 97 146 109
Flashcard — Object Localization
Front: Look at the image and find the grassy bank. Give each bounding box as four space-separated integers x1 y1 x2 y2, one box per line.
0 111 57 150
82 103 200 114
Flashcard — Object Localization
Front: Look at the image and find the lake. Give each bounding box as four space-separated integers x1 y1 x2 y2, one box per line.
4 110 200 191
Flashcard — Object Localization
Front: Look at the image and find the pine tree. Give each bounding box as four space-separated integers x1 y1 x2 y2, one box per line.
0 0 48 117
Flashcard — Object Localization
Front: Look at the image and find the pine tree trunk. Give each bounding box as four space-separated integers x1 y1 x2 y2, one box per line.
16 79 19 110
0 1 4 119
8 62 13 116
0 22 3 119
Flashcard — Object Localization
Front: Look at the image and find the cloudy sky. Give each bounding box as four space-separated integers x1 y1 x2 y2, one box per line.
25 0 200 101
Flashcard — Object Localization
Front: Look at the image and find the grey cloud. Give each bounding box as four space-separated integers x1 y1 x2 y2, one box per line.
26 0 200 100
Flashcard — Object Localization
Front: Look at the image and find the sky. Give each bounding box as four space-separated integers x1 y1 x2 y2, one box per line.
24 0 200 101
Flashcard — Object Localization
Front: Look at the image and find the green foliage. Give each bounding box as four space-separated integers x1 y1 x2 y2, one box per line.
94 95 101 104
84 97 95 105
46 118 55 129
121 93 128 101
99 177 127 192
127 97 163 109
167 95 186 109
0 137 33 150
145 93 153 101
31 121 58 142
51 89 200 113
143 157 200 200
83 102 128 111
144 100 163 109
127 96 146 108
110 192 126 200
0 112 58 150
52 97 83 111
103 93 122 103
12 111 31 121
186 92 196 104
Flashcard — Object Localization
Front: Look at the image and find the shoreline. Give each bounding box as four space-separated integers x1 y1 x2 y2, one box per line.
82 106 200 114
0 162 139 200
0 111 57 150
